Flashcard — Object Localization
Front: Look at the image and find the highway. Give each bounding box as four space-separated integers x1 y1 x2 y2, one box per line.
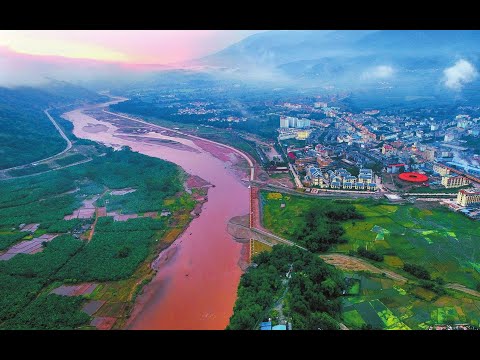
103 110 255 181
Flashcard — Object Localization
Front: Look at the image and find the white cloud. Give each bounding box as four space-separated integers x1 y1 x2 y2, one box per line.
361 65 394 80
443 59 477 90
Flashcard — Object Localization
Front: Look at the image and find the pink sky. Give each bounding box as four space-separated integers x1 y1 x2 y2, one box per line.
0 30 263 65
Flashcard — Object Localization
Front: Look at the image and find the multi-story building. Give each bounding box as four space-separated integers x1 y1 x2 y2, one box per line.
343 182 354 189
280 116 310 129
280 116 289 128
296 118 311 128
441 175 470 189
288 117 298 128
433 163 450 176
358 168 374 184
355 182 365 190
457 189 480 206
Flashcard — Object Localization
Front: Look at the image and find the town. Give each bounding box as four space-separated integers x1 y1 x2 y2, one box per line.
117 86 480 221
271 103 480 220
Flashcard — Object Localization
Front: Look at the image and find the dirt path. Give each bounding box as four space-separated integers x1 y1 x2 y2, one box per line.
319 254 408 282
88 189 109 242
445 283 480 298
320 254 480 299
88 211 99 242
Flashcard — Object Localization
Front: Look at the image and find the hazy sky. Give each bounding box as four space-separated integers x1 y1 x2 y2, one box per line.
0 30 263 64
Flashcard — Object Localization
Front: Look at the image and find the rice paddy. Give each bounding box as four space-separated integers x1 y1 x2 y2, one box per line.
342 273 480 330
336 200 480 289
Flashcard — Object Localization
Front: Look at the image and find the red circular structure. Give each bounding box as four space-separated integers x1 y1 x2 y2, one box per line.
398 172 428 183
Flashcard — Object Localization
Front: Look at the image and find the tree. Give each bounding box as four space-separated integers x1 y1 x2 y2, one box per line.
308 312 340 330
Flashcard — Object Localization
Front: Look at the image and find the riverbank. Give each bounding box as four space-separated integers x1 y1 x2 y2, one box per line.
113 174 210 329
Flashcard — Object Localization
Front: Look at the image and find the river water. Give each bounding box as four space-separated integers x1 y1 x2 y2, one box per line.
62 103 248 329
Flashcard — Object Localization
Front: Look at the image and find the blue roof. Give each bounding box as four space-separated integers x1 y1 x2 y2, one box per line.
260 321 272 330
272 325 287 330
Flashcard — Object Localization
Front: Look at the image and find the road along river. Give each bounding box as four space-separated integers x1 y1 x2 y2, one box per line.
62 99 250 329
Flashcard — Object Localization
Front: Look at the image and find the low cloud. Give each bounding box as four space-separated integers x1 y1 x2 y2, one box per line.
361 65 394 80
443 59 477 90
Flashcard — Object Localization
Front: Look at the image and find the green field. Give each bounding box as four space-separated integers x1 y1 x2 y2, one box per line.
342 273 480 329
337 201 480 289
260 191 480 290
261 191 302 238
260 190 361 251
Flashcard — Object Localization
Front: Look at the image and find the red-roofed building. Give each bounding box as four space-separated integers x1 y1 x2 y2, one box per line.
382 144 394 155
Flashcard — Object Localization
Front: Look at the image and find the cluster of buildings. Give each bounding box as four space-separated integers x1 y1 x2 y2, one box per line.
278 128 312 140
278 116 312 140
456 189 480 207
177 101 247 123
432 163 471 189
271 96 480 200
305 166 377 191
287 144 333 169
455 189 480 220
279 116 311 129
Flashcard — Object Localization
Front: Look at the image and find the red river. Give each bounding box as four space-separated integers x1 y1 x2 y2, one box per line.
63 99 248 329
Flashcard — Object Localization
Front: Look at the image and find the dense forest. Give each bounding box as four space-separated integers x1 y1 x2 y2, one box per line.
0 235 86 328
293 201 363 252
57 217 165 282
0 83 106 169
228 245 345 330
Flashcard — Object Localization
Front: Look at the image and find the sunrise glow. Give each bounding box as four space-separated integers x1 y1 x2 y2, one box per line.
0 30 261 64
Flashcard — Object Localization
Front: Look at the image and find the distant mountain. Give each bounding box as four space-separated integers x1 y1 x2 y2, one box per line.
200 30 377 67
196 30 480 96
202 30 480 68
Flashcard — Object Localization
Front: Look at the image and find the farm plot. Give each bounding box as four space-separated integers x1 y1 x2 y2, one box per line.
342 272 480 329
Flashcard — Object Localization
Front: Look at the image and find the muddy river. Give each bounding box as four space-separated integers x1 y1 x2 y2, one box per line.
62 100 249 329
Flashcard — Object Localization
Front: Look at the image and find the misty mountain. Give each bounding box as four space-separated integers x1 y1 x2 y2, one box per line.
204 30 480 68
198 30 480 98
200 30 377 66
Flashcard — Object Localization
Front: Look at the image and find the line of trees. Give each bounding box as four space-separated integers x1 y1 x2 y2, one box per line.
403 263 431 280
357 248 384 262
